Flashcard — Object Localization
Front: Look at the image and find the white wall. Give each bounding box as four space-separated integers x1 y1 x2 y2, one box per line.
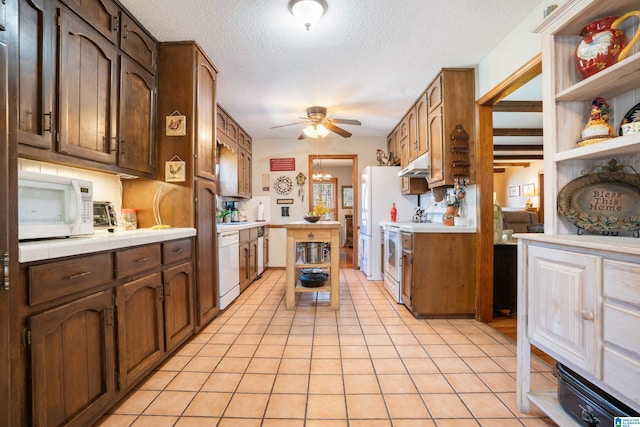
476 0 567 98
252 135 386 267
493 160 544 209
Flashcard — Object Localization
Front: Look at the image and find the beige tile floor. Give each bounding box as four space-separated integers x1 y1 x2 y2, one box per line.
97 268 557 427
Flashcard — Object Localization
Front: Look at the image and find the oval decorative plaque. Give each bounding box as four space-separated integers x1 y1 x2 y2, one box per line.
557 159 640 237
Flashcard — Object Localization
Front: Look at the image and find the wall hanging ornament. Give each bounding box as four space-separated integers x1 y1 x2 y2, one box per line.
165 110 186 136
165 155 186 182
274 175 293 195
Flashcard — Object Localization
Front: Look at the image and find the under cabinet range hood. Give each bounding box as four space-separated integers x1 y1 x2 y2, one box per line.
398 153 430 177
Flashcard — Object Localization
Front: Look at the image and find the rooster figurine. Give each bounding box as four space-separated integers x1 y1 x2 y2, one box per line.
376 149 389 166
577 97 614 146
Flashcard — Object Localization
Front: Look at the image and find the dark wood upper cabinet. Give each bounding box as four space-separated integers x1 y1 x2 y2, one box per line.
195 50 217 181
118 58 155 174
17 0 54 150
119 12 156 73
57 7 118 164
59 0 119 44
0 0 6 31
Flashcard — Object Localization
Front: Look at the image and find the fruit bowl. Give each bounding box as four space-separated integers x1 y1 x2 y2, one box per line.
303 216 321 223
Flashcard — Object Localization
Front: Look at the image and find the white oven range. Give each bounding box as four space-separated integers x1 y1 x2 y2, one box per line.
382 223 402 303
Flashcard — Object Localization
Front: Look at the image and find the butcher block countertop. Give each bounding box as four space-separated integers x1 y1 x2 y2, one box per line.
283 220 341 229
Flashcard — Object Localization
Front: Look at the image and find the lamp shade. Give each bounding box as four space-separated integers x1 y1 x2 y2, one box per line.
290 0 326 30
303 123 330 138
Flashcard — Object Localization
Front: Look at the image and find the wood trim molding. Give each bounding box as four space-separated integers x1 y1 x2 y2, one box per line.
492 100 542 112
475 53 542 323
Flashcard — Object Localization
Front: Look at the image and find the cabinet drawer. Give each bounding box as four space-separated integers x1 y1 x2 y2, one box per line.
28 253 113 305
250 227 258 240
401 232 413 249
603 259 640 306
163 239 192 264
603 347 640 407
292 229 332 241
239 229 250 243
115 244 161 279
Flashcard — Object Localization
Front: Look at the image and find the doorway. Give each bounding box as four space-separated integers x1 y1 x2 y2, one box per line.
308 154 358 269
475 54 542 322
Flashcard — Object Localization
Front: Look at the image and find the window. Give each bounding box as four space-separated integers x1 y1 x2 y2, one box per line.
311 178 338 220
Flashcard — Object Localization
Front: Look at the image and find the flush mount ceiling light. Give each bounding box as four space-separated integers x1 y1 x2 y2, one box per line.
289 0 327 30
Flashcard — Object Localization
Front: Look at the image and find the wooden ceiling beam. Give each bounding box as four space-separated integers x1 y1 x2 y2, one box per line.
493 144 543 151
493 128 543 137
494 154 543 160
492 100 543 112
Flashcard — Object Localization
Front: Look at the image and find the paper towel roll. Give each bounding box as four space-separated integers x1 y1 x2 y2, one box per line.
257 202 265 221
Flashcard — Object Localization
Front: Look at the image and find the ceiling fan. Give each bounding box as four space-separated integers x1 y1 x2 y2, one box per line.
271 106 361 139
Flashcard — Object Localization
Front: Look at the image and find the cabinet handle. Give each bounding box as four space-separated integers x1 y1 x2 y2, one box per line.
2 252 9 291
581 311 594 321
109 137 117 152
120 140 126 155
122 24 129 38
43 112 52 132
307 233 314 239
165 282 171 297
66 271 91 280
135 257 151 263
173 248 184 253
113 15 119 32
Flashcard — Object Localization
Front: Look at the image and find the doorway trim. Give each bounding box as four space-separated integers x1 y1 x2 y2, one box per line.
308 154 359 268
475 53 542 322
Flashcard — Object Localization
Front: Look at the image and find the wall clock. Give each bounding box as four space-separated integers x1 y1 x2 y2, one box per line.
274 176 293 195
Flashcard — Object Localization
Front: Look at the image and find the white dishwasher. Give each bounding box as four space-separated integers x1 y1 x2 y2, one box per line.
218 230 240 310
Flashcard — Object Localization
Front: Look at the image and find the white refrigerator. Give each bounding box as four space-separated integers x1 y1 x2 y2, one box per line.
359 166 415 280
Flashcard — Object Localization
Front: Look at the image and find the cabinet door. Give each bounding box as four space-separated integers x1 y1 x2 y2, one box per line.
249 239 258 281
401 249 413 311
407 108 418 161
427 106 444 186
163 261 194 352
243 149 252 197
17 0 54 149
57 8 117 164
263 233 269 268
30 290 116 427
527 245 600 375
194 179 218 328
0 21 10 426
239 241 250 291
59 0 119 44
226 120 238 142
194 50 217 181
416 93 428 156
119 13 156 73
118 57 155 174
116 272 164 391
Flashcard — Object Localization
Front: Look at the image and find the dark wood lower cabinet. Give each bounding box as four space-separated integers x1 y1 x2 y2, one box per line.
163 261 194 352
17 238 196 426
116 272 165 391
30 290 116 427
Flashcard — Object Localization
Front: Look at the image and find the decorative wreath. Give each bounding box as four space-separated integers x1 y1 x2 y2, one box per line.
274 176 293 195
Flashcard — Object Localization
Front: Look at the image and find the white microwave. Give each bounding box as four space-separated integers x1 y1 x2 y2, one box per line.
18 171 94 240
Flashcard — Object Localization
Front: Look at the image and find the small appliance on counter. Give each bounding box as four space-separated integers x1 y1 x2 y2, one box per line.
18 171 94 240
93 201 118 229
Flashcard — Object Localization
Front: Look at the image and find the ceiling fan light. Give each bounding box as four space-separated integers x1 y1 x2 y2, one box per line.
323 172 332 179
316 124 330 137
289 0 326 30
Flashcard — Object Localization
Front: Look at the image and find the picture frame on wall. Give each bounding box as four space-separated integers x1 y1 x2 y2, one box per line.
509 185 520 197
342 186 353 209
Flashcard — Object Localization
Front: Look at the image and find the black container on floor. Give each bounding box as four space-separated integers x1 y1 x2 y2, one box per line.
557 363 639 427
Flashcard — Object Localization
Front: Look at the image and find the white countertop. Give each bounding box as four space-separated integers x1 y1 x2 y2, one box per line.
216 221 269 232
383 222 476 233
19 227 197 263
515 233 640 256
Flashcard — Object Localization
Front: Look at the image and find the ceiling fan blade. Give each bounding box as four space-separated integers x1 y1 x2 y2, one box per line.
324 121 352 138
331 118 361 126
270 121 307 129
297 132 308 140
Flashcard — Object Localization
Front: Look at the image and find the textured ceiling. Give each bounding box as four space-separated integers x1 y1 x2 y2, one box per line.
119 0 544 139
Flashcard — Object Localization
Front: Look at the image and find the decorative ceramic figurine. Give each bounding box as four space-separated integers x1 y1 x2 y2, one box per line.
577 97 614 146
575 12 640 79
